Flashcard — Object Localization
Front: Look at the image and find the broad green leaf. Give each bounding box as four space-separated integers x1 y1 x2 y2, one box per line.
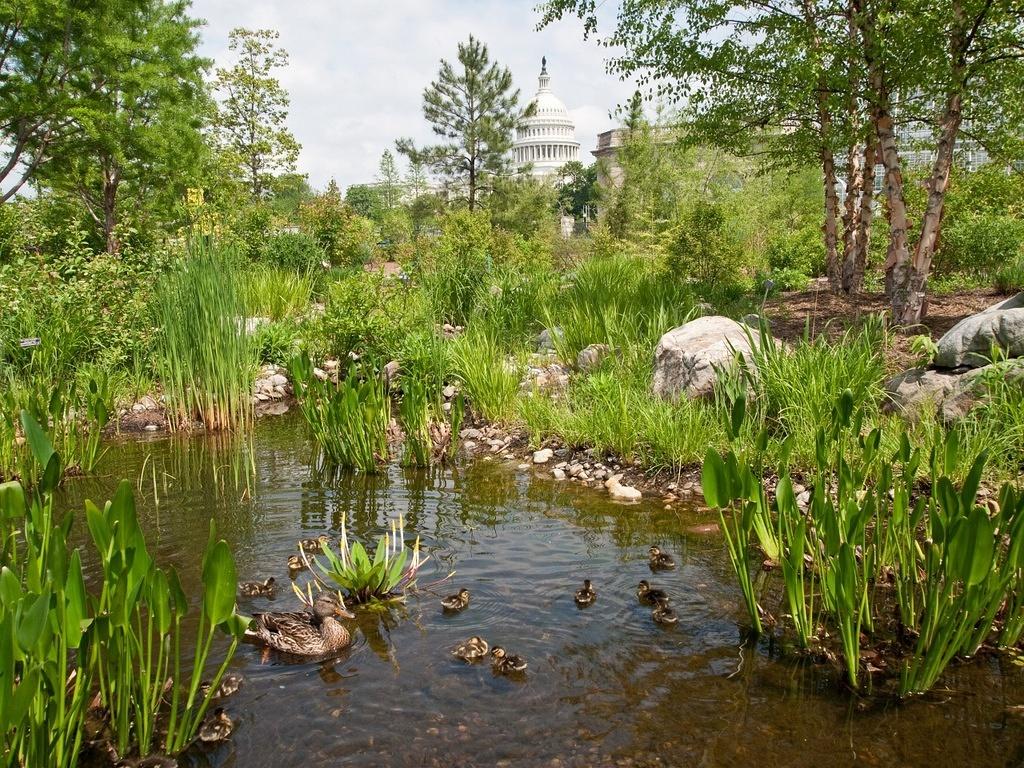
0 482 26 520
202 539 237 626
701 449 726 508
19 411 55 469
16 591 50 652
64 550 88 648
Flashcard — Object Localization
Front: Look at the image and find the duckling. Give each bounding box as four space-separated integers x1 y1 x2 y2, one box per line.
197 708 234 743
574 579 597 606
287 555 308 576
239 577 276 598
200 672 243 700
648 545 676 570
651 597 679 625
490 646 528 674
452 636 489 662
299 535 330 553
441 588 470 612
637 579 669 604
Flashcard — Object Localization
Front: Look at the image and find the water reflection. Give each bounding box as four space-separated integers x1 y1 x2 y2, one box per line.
54 415 1024 768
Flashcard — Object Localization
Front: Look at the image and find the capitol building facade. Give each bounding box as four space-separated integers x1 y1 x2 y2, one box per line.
512 58 580 179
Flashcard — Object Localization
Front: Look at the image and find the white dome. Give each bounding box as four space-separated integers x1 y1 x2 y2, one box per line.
532 89 570 118
512 58 580 179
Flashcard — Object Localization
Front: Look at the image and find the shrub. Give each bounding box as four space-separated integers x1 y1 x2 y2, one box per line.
419 209 493 325
936 213 1024 277
313 270 411 364
252 319 301 365
261 231 325 271
665 200 745 286
301 182 376 266
765 224 824 277
995 253 1024 292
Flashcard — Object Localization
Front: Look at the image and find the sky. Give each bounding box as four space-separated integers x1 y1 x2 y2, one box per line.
190 0 638 191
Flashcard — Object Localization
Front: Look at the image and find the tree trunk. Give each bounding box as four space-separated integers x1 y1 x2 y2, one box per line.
839 142 863 292
468 158 476 212
845 130 877 294
102 163 121 254
871 83 910 304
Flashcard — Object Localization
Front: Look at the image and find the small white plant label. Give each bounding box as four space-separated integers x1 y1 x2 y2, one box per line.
18 338 41 348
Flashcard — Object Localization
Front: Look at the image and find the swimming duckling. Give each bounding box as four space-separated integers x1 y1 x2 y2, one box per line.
287 555 308 576
651 597 679 625
239 577 276 598
452 636 489 661
441 588 470 612
574 579 597 606
490 646 528 674
197 708 234 743
637 580 669 604
200 672 243 700
299 535 330 553
648 545 676 570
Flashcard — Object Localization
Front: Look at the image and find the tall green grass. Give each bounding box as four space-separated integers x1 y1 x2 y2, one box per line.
154 244 255 431
242 265 318 321
451 329 521 423
290 354 391 473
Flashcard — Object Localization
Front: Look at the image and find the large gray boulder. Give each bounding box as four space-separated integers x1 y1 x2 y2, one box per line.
653 316 760 400
884 359 1024 423
934 292 1024 368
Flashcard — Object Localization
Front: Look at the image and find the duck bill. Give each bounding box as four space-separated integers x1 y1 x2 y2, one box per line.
335 605 356 619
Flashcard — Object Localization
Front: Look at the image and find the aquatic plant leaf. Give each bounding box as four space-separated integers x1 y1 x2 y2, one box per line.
64 550 88 648
701 449 726 508
0 481 26 520
202 539 237 627
7 668 40 729
19 411 55 470
956 507 996 588
16 591 50 652
959 452 988 511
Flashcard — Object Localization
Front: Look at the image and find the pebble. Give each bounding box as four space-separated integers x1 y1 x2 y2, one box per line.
144 424 158 432
552 468 567 480
533 448 554 464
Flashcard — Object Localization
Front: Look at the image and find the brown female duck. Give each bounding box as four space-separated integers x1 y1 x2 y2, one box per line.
247 592 354 656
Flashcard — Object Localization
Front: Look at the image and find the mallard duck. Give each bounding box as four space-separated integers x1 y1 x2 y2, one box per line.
637 580 669 604
299 535 330 553
648 545 676 570
287 555 308 576
239 577 276 598
247 592 355 656
198 707 234 743
574 579 597 606
200 672 243 699
441 588 470 611
452 636 489 661
651 597 678 625
490 646 527 674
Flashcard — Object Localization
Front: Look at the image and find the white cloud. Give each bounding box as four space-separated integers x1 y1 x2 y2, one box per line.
192 0 638 190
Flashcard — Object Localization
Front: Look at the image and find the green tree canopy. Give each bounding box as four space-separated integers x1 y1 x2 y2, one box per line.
213 28 301 199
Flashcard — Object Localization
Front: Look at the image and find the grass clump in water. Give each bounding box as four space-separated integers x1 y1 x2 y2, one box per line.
154 243 254 431
290 353 391 473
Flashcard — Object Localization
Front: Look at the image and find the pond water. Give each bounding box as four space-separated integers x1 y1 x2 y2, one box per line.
60 417 1024 768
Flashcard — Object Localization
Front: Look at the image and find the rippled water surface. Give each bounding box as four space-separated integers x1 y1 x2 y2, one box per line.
58 417 1024 767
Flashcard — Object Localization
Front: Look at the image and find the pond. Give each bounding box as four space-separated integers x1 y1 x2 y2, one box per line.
60 416 1024 768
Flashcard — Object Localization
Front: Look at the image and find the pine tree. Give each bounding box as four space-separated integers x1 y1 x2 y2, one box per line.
376 149 402 210
397 35 525 211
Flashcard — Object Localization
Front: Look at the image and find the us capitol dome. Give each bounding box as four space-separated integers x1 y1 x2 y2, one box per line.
512 57 580 179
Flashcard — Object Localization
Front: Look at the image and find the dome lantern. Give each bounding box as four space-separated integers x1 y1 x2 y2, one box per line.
512 58 580 179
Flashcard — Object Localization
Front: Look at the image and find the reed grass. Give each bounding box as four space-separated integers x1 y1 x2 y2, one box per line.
290 353 391 473
154 243 255 431
242 265 318 321
451 329 521 423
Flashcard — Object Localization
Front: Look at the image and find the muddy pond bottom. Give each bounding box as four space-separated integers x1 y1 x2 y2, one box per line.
60 418 1024 768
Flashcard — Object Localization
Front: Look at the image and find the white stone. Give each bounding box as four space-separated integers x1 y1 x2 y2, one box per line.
442 385 457 399
533 448 554 464
552 468 567 480
652 316 762 400
269 373 288 387
609 482 642 501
